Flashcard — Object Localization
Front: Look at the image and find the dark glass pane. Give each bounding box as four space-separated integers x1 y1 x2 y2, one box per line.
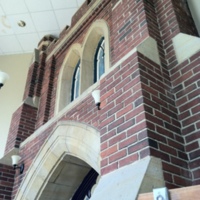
71 60 80 101
94 37 105 82
71 168 98 200
75 67 80 99
98 41 105 78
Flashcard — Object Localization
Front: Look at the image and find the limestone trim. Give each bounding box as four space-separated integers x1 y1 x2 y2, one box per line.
90 156 165 200
46 0 105 60
55 43 82 113
81 19 111 93
112 0 122 10
23 96 40 108
172 33 200 64
21 81 98 147
137 36 161 65
55 19 110 114
111 36 161 71
31 48 40 64
14 121 100 200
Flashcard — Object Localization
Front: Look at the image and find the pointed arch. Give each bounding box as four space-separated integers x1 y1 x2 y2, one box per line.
55 44 82 113
81 19 111 93
55 20 111 114
71 59 81 101
94 37 105 82
14 121 100 200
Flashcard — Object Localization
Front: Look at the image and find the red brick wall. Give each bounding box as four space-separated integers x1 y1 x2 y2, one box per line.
35 56 56 128
0 164 15 200
154 0 198 69
23 61 39 100
35 53 47 97
172 0 198 36
171 51 200 185
3 0 200 198
100 53 145 174
138 52 190 188
111 0 150 65
5 103 37 154
153 0 200 186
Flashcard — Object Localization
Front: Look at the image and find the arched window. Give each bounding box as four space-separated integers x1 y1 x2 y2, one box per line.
56 20 110 114
94 37 105 82
81 20 110 93
71 60 81 101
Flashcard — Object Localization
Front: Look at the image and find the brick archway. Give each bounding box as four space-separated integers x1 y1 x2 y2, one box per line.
14 121 100 200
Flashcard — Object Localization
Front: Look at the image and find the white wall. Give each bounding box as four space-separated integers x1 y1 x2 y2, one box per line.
0 53 32 158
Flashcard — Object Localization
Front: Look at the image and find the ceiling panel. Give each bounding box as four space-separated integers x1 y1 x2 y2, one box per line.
25 0 53 12
0 6 5 15
0 0 28 15
77 0 85 7
0 0 85 55
17 33 40 52
51 0 78 10
31 11 59 32
0 16 14 35
54 8 77 30
7 14 36 34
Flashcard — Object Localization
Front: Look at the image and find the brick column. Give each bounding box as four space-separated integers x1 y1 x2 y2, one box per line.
0 164 15 200
23 61 39 100
5 103 37 154
35 56 56 128
171 51 200 185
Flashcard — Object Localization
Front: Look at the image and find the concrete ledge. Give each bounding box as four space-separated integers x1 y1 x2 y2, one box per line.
90 156 165 200
137 36 161 65
112 36 161 70
24 96 40 108
172 33 200 64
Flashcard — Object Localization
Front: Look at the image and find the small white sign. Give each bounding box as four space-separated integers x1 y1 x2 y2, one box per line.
153 187 169 200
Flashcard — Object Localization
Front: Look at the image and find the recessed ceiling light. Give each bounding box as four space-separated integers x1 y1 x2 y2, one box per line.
18 20 26 27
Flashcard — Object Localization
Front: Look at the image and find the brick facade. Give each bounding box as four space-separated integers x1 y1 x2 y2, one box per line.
0 164 15 200
2 0 200 199
5 104 37 154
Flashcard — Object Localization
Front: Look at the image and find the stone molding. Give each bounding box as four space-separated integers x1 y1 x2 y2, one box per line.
172 33 200 64
14 121 100 200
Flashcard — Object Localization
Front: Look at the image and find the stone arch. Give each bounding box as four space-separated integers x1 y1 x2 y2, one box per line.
81 19 111 93
55 44 82 113
14 121 100 200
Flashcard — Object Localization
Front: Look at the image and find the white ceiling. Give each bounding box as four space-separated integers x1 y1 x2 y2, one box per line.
0 0 85 55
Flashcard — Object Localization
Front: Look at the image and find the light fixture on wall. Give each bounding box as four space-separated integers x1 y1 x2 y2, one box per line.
0 71 9 89
11 155 24 174
92 90 101 110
